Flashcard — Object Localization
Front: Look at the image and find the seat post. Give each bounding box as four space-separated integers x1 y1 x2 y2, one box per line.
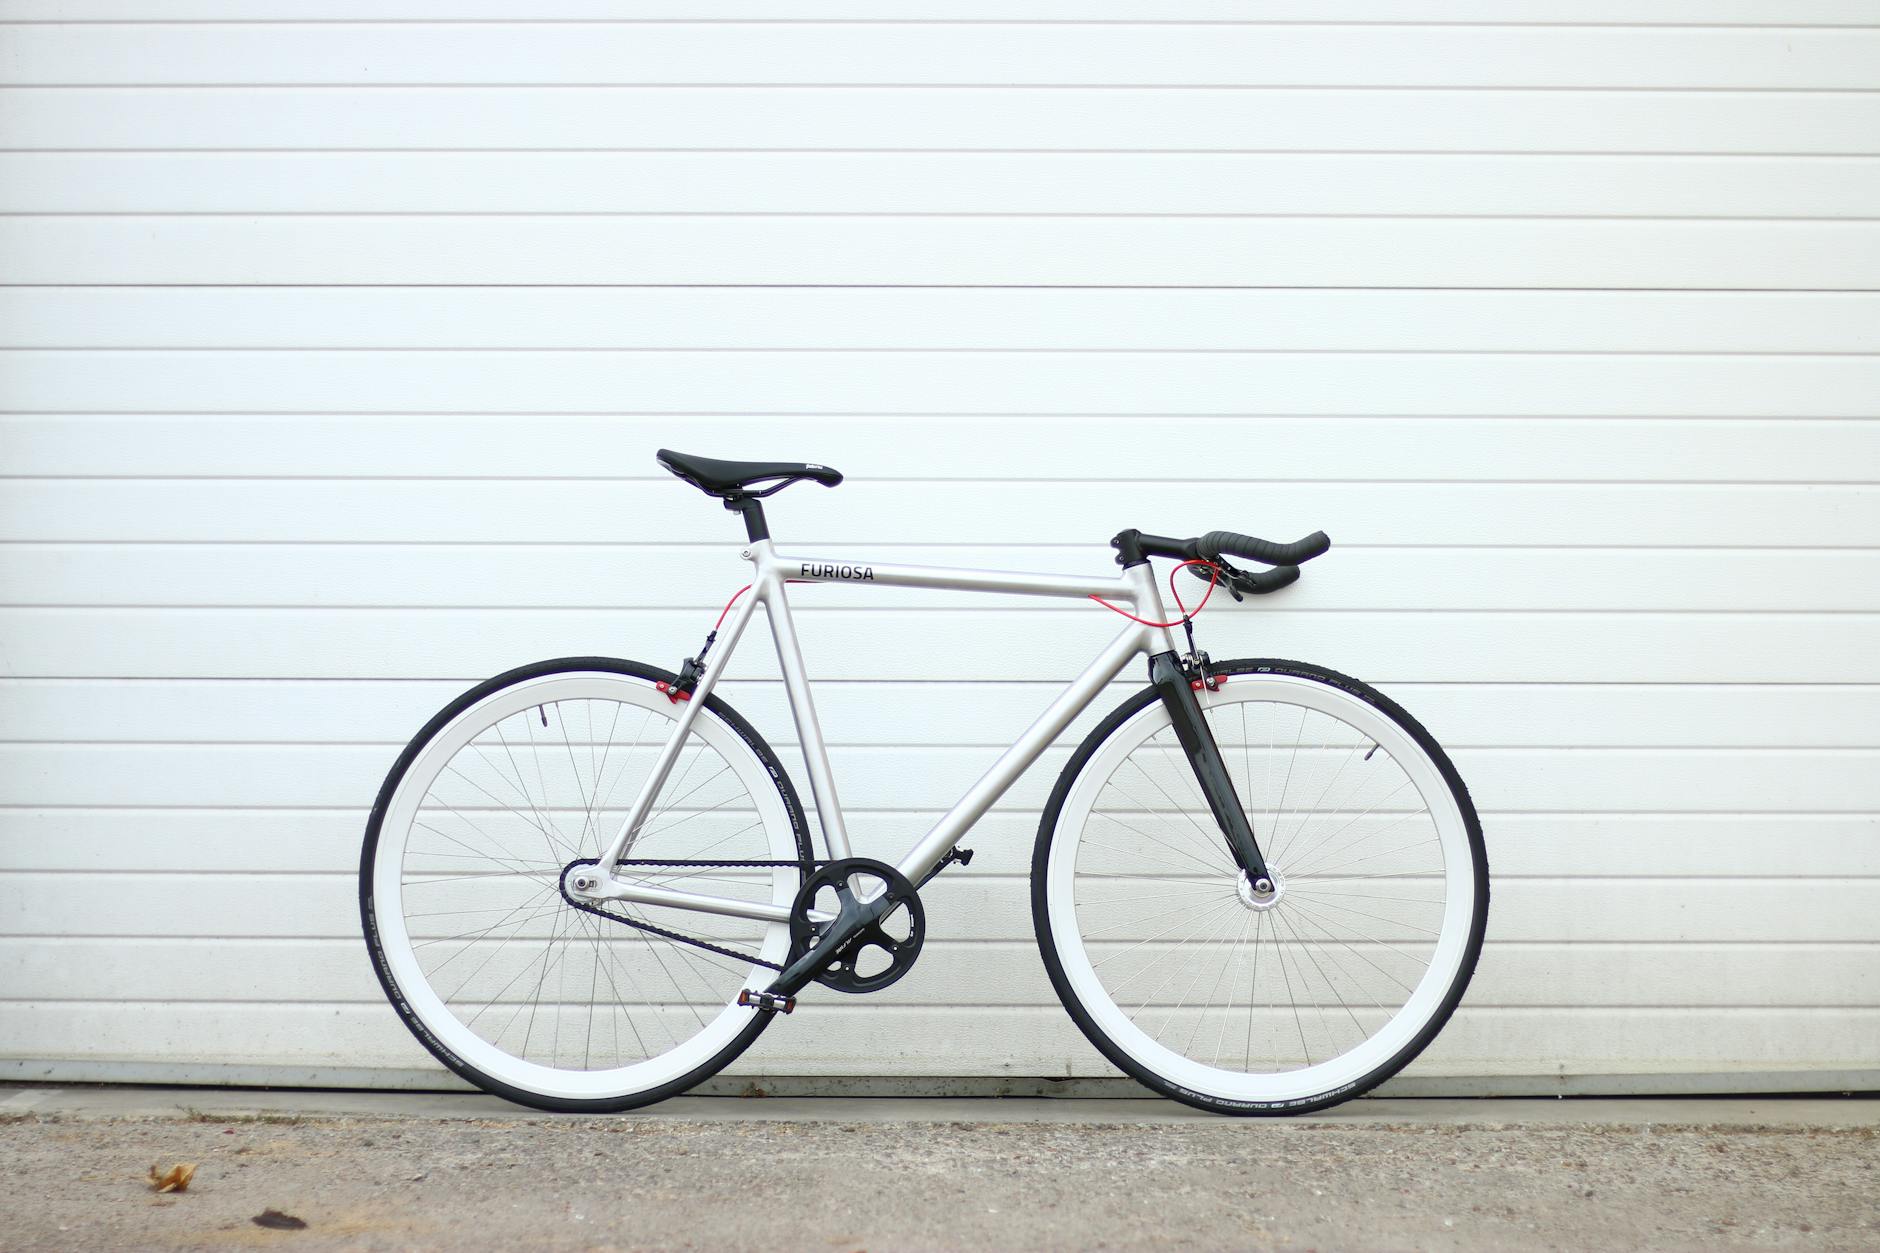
724 494 770 542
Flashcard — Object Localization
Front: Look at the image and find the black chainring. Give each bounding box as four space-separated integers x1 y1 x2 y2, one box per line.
787 857 926 994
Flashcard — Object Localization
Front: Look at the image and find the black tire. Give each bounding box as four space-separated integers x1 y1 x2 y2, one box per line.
361 656 811 1113
1031 658 1488 1116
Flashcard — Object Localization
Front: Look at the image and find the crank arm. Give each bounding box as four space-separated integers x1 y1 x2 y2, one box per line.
761 883 891 1000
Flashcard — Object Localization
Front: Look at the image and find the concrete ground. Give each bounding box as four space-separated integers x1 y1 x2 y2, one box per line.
1 1087 1876 1251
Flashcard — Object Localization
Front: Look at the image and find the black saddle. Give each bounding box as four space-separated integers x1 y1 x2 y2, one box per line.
656 448 843 499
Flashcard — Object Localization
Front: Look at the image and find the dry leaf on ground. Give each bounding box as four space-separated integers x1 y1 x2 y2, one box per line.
148 1163 197 1193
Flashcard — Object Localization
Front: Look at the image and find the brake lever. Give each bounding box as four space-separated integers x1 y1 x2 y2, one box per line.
1187 556 1247 602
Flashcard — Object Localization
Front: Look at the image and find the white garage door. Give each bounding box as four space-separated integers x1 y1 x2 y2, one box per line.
2 2 1876 1095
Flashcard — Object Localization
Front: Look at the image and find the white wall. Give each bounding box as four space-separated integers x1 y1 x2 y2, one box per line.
2 2 1876 1093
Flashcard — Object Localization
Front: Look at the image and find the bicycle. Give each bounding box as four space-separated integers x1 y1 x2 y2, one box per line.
361 449 1489 1115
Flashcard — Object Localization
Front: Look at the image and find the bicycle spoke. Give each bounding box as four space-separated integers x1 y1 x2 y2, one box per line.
1268 901 1313 1067
1097 896 1242 995
1278 776 1416 878
1123 899 1242 1022
1270 903 1346 1061
1088 810 1235 878
1294 833 1440 881
1283 894 1438 970
1281 899 1419 1002
1189 909 1253 1060
1206 912 1252 1068
1243 912 1264 1072
1269 734 1367 867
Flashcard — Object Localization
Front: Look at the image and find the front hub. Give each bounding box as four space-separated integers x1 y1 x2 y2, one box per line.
1236 868 1284 912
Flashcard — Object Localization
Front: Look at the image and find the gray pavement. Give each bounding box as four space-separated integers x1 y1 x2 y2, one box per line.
2 1086 1877 1251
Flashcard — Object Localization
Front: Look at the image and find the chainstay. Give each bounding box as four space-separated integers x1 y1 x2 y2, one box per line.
559 857 823 973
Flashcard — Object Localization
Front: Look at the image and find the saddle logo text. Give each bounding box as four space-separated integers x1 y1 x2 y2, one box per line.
800 562 875 581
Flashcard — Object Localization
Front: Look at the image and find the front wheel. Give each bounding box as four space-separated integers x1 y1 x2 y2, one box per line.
1033 659 1488 1114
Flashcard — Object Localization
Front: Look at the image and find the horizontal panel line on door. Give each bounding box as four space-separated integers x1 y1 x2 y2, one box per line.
9 211 1880 221
14 673 1880 692
12 80 1880 90
10 605 1880 617
11 85 1880 95
6 1000 1877 1016
9 284 1880 295
7 543 1880 555
7 542 1878 553
6 868 1872 884
12 394 1880 412
15 743 1880 756
11 677 1878 688
14 935 1874 950
7 602 1872 609
16 148 1880 159
7 999 1874 1013
9 19 1880 28
10 737 1876 750
9 677 1879 687
10 474 1880 485
8 934 1873 947
8 348 1880 357
9 804 1878 817
11 285 1880 294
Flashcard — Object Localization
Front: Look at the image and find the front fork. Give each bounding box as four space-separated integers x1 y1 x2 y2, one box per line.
1148 651 1273 891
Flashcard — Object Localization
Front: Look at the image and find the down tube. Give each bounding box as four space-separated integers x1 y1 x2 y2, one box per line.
897 623 1153 883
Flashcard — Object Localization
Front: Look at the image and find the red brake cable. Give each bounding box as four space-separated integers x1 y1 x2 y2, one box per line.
713 577 815 632
1089 558 1221 628
659 580 791 704
715 583 753 631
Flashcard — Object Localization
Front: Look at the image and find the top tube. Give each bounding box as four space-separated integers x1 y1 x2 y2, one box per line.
776 553 1124 601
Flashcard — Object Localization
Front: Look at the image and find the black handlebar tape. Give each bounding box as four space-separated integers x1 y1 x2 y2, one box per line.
1198 530 1331 567
1238 564 1301 595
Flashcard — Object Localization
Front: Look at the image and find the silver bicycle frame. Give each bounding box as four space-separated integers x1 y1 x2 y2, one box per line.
584 541 1181 925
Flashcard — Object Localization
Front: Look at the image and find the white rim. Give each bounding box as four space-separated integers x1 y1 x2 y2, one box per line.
370 672 797 1102
1044 674 1477 1106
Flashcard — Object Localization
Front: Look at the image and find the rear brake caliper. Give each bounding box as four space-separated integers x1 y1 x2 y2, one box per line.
656 655 702 704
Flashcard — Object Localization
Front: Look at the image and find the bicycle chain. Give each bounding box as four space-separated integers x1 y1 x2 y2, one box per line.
559 857 823 972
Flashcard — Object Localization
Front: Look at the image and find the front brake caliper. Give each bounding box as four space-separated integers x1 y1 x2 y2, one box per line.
1180 649 1224 692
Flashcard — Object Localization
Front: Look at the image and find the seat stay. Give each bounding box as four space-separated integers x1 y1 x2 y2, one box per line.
592 573 766 873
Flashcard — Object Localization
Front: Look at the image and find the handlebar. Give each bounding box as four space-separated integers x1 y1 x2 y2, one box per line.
1196 529 1331 568
1110 527 1331 598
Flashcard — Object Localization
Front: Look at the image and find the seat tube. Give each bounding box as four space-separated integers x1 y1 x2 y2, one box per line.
755 546 852 860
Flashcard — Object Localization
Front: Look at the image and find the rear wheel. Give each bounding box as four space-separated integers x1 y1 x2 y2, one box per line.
1033 659 1487 1114
361 657 811 1112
